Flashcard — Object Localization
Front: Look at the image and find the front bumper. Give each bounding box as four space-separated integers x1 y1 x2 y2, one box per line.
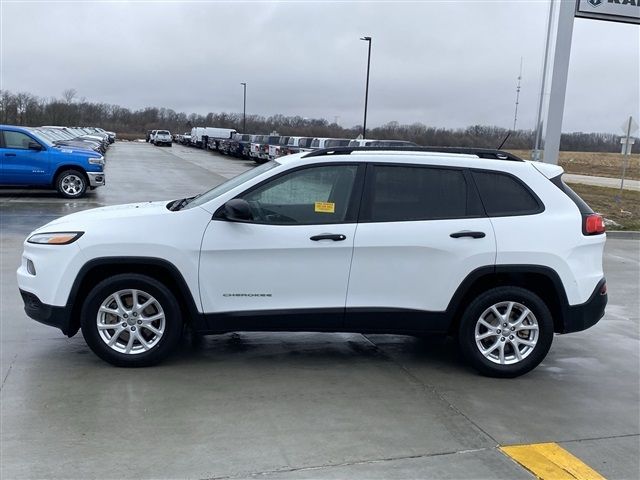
561 278 607 334
20 289 76 336
87 171 106 187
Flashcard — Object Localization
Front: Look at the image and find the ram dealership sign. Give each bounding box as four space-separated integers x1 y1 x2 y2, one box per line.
576 0 640 24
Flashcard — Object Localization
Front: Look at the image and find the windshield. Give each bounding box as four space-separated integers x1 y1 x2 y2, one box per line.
184 161 279 210
158 130 170 135
55 129 74 139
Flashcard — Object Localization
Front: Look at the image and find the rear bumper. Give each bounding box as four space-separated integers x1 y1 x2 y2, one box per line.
561 278 607 334
20 289 76 337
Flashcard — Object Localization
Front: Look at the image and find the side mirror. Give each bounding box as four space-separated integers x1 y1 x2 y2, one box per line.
28 142 44 151
222 198 253 222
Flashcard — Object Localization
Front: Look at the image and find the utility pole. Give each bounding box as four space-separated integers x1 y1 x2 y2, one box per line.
240 82 247 133
360 36 372 139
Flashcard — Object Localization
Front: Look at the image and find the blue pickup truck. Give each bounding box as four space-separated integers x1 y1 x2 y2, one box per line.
0 125 105 198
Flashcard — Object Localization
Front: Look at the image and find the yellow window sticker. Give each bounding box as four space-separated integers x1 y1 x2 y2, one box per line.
314 202 335 213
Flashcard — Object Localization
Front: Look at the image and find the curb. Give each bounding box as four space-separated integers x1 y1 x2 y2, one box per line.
607 231 640 240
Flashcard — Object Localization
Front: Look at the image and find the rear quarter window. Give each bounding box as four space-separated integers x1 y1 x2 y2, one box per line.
471 170 543 217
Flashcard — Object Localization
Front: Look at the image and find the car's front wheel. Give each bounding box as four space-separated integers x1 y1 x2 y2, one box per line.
458 287 553 378
56 169 87 198
81 274 183 367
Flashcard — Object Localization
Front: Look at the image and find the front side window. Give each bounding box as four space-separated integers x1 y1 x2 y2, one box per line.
364 165 479 222
3 131 37 150
240 165 359 225
311 139 320 148
472 170 542 216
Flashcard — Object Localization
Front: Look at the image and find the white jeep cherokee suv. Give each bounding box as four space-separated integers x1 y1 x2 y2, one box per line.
17 147 607 377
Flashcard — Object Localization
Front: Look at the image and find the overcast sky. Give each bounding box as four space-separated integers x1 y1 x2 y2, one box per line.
1 1 638 133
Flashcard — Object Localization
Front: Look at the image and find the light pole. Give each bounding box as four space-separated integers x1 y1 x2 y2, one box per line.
240 82 247 132
360 36 372 139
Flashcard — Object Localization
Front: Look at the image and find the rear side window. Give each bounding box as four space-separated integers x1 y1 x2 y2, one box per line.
363 165 481 222
472 170 542 217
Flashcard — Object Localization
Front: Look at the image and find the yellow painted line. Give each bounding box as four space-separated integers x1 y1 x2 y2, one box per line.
500 442 606 480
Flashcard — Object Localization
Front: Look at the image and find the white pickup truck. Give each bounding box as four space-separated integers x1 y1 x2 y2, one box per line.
152 130 172 147
268 136 291 160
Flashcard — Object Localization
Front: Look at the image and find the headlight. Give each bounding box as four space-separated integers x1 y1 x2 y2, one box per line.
27 232 84 245
89 156 105 165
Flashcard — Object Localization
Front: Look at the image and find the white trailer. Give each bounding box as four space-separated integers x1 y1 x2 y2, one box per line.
190 127 236 149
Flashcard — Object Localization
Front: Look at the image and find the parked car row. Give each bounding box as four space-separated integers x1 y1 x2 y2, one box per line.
35 126 114 154
179 126 418 164
0 124 108 198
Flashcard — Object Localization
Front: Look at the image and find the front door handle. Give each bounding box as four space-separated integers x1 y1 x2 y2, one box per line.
450 231 486 239
4 153 16 157
310 234 346 241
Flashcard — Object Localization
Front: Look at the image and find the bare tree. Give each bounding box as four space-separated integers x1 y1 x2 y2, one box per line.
62 88 77 104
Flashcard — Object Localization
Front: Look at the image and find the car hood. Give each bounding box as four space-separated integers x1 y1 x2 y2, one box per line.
52 145 101 156
32 201 173 233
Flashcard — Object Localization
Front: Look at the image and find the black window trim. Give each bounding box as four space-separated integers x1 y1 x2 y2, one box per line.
358 162 486 224
469 168 545 218
213 161 366 226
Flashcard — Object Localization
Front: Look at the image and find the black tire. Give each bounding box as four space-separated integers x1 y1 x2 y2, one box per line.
81 274 183 367
56 169 87 198
458 286 553 378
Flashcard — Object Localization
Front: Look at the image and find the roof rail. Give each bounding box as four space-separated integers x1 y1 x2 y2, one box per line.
302 146 524 161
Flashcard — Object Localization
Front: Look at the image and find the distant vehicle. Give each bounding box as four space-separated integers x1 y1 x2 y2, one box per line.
229 133 253 158
191 127 236 149
310 138 351 150
0 124 105 198
180 133 191 145
268 136 291 161
89 127 116 143
249 135 266 161
348 139 418 147
152 130 172 147
279 137 313 157
257 135 280 163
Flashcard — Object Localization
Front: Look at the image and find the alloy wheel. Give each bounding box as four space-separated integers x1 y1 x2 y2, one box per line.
96 289 165 355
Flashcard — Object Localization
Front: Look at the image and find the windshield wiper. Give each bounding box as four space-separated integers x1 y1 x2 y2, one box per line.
170 194 201 211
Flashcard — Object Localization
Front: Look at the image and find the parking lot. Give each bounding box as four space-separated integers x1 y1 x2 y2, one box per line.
1 142 638 479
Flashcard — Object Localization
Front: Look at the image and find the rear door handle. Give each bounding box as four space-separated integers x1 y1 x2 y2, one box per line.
450 231 486 239
4 153 16 157
310 234 346 241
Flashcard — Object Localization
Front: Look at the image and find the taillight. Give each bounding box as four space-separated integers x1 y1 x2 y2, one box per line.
584 214 605 235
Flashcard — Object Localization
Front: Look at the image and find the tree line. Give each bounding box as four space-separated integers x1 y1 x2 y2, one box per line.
0 89 634 153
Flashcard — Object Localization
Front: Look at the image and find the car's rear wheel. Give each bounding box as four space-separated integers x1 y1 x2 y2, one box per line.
81 274 183 367
56 169 87 198
458 287 553 377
